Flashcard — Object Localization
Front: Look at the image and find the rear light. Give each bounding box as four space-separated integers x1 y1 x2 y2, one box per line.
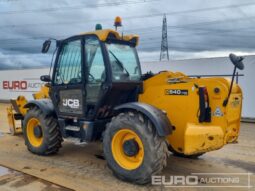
198 87 211 122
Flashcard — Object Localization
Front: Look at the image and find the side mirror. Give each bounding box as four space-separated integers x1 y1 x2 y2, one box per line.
40 75 51 82
42 40 51 53
223 53 245 107
229 53 244 70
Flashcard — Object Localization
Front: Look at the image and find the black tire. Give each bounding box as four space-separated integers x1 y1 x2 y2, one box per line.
168 145 205 159
103 111 169 185
23 107 62 155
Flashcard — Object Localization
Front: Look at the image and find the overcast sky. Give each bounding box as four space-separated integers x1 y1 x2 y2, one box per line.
0 0 255 69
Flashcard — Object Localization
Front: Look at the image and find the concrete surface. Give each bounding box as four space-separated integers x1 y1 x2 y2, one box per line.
0 103 254 191
0 166 71 191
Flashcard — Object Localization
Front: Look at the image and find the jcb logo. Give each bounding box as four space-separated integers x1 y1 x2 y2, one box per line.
63 99 80 109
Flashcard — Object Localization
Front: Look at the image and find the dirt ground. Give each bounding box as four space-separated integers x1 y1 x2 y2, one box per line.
0 103 254 191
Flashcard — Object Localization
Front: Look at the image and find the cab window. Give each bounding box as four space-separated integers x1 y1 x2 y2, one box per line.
85 37 105 83
54 40 82 85
106 43 141 82
85 36 106 103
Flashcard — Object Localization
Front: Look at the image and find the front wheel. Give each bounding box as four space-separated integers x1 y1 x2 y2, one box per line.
103 111 169 184
23 107 62 155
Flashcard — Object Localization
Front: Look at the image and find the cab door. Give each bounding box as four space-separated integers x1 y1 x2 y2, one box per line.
84 36 107 119
51 38 85 117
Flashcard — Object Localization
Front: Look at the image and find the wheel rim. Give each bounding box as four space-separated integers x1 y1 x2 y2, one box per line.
111 129 144 170
26 118 43 147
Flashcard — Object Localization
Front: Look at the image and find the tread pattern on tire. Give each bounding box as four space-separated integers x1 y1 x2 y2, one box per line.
23 106 62 155
103 111 169 184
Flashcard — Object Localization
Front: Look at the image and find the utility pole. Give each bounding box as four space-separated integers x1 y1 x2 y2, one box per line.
160 14 169 61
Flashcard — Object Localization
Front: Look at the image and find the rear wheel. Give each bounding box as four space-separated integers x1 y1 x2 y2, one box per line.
103 111 169 184
23 107 62 155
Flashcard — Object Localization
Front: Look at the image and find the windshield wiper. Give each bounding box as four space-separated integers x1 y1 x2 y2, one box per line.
109 50 130 76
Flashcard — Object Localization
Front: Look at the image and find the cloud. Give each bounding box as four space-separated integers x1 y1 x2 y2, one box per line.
0 49 51 69
0 0 255 69
138 50 255 62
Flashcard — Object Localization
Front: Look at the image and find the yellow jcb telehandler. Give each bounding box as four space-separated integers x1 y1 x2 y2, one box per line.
7 17 244 184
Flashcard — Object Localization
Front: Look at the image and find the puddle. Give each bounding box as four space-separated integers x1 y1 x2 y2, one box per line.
0 166 11 176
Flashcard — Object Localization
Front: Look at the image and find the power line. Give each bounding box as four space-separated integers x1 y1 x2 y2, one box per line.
0 1 254 28
1 24 255 47
0 0 158 15
1 14 255 44
130 24 255 35
1 17 255 50
138 27 255 40
126 16 255 33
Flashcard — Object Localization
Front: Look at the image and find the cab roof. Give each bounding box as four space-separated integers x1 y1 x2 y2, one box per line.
80 29 139 46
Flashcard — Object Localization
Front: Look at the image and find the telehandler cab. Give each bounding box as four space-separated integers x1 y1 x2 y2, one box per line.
7 17 244 184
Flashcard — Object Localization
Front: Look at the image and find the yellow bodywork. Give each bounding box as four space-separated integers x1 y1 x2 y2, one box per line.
26 118 43 147
139 71 242 155
7 85 49 135
7 96 28 135
81 29 139 46
32 85 49 100
6 29 242 156
7 106 22 135
111 129 144 170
